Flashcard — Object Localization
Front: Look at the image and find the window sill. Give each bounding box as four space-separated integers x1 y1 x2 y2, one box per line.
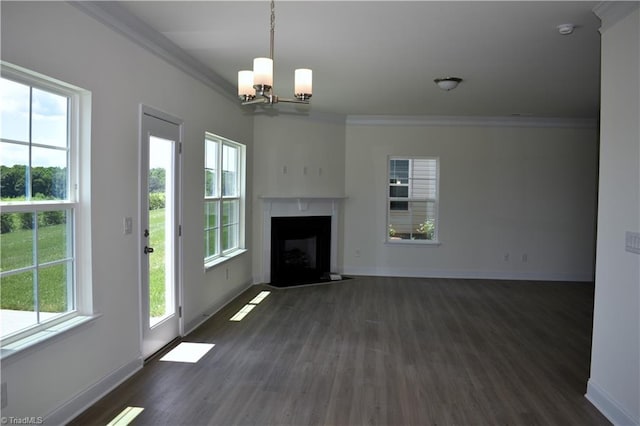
205 249 247 270
0 313 102 362
386 239 441 246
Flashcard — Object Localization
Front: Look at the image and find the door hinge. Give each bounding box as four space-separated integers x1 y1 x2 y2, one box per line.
179 142 182 154
178 225 182 237
179 306 182 318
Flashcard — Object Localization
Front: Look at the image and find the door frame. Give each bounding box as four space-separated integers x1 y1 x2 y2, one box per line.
138 104 184 359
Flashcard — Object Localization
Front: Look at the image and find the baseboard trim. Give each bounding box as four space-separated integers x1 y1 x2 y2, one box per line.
586 379 639 426
44 357 143 425
183 280 254 335
341 266 593 282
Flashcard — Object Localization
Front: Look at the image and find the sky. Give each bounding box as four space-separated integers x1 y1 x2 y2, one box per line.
1 77 69 168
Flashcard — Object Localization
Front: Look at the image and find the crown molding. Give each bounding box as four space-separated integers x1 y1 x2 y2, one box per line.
68 1 238 103
346 115 598 129
593 1 639 33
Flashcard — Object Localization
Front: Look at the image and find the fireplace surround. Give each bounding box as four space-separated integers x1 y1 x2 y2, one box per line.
260 196 344 285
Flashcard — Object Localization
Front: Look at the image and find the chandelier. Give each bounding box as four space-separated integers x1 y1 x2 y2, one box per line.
238 0 312 105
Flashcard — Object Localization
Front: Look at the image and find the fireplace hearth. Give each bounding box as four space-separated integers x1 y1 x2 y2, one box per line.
270 216 331 286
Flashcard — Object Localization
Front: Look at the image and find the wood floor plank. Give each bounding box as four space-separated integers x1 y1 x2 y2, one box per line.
69 277 610 426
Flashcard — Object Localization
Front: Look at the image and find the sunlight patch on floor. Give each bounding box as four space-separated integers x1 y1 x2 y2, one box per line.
249 290 271 305
159 342 215 363
106 406 144 426
229 304 255 322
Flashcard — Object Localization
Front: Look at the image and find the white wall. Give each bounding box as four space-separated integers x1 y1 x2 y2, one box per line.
587 4 640 425
343 121 599 281
251 114 346 283
1 2 253 422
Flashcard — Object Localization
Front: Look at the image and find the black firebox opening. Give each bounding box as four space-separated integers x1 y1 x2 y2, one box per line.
271 216 331 287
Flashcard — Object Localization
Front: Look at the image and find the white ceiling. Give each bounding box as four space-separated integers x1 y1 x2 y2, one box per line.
116 1 601 118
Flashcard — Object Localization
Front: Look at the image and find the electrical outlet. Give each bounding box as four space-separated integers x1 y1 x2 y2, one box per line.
355 249 361 258
522 254 528 262
504 253 510 262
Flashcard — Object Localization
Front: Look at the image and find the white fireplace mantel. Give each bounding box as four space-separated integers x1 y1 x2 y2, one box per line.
260 195 347 215
260 195 346 283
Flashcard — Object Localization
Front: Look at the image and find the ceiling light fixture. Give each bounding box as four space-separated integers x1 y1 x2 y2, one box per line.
434 77 462 91
557 23 575 35
238 0 312 106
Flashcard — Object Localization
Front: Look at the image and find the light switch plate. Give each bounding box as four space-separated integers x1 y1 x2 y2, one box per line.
625 231 640 254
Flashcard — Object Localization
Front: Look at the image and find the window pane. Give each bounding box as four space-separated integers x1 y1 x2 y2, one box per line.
389 159 409 184
222 144 238 197
222 200 239 251
38 262 73 314
411 178 436 199
388 208 411 239
204 201 219 259
205 229 218 258
37 210 71 263
32 88 68 148
32 147 68 200
0 78 30 142
1 144 29 200
205 201 218 229
222 224 238 252
222 200 238 226
389 186 409 198
205 140 218 197
1 212 34 270
390 201 408 211
412 159 437 179
409 200 431 240
388 201 434 240
0 270 36 336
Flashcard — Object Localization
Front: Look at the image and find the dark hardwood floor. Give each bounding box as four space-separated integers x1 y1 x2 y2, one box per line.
69 276 610 425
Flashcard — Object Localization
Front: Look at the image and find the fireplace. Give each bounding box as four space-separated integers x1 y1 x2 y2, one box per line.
259 196 344 285
270 216 331 286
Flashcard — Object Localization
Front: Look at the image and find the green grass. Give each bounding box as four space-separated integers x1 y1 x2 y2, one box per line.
1 209 167 317
148 208 167 318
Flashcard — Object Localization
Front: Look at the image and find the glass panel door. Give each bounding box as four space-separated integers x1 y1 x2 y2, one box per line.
140 107 182 359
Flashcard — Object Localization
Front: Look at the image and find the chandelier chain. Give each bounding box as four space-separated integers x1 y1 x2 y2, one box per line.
269 0 275 60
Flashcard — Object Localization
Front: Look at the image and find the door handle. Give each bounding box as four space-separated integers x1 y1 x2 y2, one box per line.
144 246 154 254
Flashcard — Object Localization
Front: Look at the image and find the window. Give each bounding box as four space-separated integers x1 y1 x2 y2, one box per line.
204 133 245 265
0 63 92 346
387 157 439 243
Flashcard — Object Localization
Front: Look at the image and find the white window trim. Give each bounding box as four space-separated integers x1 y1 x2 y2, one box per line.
0 62 94 356
386 156 440 245
204 132 246 268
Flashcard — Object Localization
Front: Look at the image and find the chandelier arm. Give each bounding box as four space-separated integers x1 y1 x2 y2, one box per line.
241 97 268 106
278 98 310 105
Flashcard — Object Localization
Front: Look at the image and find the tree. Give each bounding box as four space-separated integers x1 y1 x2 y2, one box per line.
149 168 165 193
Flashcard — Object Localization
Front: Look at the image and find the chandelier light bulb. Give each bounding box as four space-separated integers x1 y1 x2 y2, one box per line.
294 68 313 100
253 57 273 88
238 70 255 97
